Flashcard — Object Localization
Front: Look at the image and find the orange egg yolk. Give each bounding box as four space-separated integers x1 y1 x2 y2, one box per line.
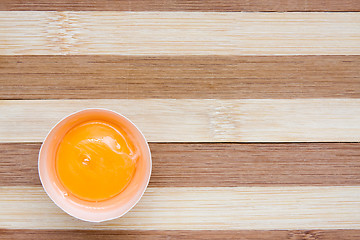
55 121 138 202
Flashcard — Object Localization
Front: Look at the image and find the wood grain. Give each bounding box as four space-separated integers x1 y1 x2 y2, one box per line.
1 99 360 143
1 143 360 187
1 0 360 12
0 0 359 236
1 186 360 230
1 229 360 240
1 55 360 99
1 12 359 55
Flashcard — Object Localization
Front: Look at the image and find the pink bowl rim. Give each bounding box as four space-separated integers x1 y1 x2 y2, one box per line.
38 108 152 222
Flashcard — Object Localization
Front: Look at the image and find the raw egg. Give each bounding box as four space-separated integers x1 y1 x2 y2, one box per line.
55 120 138 202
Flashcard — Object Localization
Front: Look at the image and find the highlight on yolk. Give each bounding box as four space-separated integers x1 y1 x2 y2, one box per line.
55 121 138 202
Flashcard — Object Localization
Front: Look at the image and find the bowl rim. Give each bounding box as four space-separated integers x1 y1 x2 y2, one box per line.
38 108 152 222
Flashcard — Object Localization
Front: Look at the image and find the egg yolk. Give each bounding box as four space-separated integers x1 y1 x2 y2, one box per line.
55 121 138 202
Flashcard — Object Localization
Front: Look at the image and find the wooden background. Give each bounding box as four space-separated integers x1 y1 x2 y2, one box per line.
1 1 360 239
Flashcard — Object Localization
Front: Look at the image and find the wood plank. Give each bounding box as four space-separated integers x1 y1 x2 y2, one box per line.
1 0 360 12
0 12 359 55
1 55 360 99
1 99 360 142
1 229 360 240
2 143 360 187
1 186 360 229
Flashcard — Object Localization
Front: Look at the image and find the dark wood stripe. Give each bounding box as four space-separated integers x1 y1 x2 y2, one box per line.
1 229 360 239
1 55 359 99
1 143 360 187
0 0 359 11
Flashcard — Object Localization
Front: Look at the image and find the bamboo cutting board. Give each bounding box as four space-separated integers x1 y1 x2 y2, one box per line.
1 0 360 239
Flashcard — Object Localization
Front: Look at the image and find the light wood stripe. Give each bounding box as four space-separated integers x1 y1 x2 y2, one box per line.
1 12 359 55
1 186 360 230
2 143 360 187
1 99 360 143
1 55 360 99
1 229 360 240
1 0 360 12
